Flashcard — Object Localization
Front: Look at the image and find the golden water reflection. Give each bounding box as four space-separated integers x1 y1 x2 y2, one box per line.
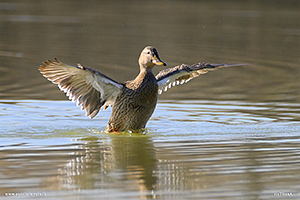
1 134 299 198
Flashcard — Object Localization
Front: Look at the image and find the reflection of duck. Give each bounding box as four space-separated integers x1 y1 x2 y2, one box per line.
54 135 157 194
110 136 157 193
39 46 245 132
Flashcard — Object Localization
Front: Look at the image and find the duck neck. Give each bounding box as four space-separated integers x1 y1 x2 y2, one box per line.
126 68 156 90
137 67 153 78
131 67 153 84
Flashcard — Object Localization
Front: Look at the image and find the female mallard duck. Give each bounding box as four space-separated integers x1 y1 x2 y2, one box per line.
39 46 245 132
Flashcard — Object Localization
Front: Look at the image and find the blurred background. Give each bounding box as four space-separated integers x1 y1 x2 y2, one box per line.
1 0 299 102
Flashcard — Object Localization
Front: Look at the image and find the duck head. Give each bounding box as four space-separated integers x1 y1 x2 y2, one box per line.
138 46 166 71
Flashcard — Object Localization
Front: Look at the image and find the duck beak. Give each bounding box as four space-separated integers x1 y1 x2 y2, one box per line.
152 55 167 66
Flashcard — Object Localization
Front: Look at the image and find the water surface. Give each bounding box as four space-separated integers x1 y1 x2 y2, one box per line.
1 100 300 199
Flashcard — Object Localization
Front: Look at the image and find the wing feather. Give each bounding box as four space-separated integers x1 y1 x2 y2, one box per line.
156 62 247 94
39 58 123 118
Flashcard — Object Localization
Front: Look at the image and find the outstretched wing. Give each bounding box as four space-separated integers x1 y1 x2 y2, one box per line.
39 58 123 118
156 62 246 94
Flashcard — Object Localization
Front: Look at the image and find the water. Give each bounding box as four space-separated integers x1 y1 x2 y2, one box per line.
1 100 300 199
1 0 300 199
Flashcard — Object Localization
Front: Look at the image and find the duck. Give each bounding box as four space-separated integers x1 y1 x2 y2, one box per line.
39 46 245 133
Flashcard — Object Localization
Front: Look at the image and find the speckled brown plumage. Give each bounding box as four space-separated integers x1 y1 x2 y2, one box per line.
106 71 158 132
